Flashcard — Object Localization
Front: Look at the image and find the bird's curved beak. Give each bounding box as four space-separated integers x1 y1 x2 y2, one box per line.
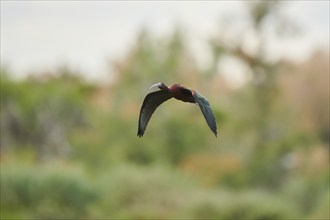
150 82 163 90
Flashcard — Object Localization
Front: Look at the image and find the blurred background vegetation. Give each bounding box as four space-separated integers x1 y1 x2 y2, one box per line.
1 1 329 219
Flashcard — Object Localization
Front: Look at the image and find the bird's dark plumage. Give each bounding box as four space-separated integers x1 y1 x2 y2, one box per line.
193 91 217 137
137 90 173 137
137 83 218 137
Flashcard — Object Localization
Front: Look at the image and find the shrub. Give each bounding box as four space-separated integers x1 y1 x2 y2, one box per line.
1 164 98 219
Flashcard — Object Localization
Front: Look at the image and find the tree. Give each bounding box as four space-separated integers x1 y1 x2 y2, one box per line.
209 1 301 187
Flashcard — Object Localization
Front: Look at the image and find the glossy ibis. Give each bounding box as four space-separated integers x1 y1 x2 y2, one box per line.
137 82 218 137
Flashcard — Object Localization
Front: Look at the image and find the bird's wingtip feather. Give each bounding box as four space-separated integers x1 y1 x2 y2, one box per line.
137 130 144 138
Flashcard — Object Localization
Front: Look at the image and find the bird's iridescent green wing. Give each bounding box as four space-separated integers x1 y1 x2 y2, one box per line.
137 90 173 137
193 91 218 137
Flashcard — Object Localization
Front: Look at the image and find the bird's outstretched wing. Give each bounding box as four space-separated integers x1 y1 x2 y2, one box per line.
193 91 218 137
137 90 173 137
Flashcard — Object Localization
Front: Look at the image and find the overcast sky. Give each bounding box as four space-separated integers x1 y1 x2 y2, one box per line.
1 1 329 82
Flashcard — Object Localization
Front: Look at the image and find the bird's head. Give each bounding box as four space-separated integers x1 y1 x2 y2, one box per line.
150 82 166 90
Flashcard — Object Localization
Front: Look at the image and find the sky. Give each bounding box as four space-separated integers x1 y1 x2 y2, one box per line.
1 1 329 82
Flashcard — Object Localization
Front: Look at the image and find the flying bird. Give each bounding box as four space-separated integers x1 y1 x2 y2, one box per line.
137 82 218 137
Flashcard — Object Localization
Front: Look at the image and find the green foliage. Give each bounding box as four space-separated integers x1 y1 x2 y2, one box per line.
1 70 93 161
190 191 298 220
95 166 299 220
1 164 97 219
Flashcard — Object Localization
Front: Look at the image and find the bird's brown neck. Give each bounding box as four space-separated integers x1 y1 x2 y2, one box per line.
169 84 195 103
169 84 181 90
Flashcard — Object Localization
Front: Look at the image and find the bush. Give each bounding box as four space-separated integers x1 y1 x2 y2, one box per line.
92 165 194 219
90 165 300 219
1 164 98 219
190 190 299 220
